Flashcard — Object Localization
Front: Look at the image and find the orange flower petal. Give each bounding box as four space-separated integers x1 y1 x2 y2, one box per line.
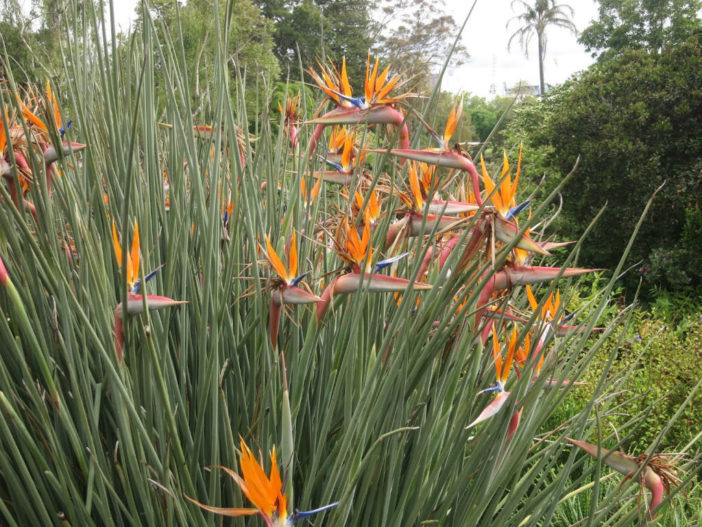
265 235 290 283
340 57 352 97
184 495 258 517
409 163 423 211
288 232 298 281
526 285 538 312
112 222 122 267
128 221 140 288
17 95 47 132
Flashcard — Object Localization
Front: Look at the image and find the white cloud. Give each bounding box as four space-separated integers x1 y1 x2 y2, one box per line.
440 0 598 97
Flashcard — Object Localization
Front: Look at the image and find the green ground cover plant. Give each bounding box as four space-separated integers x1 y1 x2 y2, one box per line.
548 305 702 453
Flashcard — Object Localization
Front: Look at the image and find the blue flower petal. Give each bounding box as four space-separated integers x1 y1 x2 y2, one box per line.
59 120 73 138
327 87 366 109
374 252 410 272
292 502 340 523
479 382 503 394
289 274 306 287
131 267 161 295
317 154 344 172
505 200 530 220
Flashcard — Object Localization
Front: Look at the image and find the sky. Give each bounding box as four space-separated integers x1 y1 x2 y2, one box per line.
112 0 599 98
441 0 599 97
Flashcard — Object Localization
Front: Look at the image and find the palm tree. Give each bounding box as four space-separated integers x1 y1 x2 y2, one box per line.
507 0 577 96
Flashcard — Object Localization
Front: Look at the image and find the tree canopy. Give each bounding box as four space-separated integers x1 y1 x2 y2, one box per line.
254 0 374 82
580 0 702 60
374 0 469 91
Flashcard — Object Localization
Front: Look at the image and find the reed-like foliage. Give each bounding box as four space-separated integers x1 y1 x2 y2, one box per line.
0 2 698 526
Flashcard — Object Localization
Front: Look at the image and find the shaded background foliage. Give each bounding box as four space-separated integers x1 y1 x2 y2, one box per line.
507 32 702 298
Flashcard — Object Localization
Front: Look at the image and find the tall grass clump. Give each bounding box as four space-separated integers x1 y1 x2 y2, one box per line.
0 1 699 525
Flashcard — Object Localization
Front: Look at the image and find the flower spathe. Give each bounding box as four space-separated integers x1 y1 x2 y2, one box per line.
566 438 682 520
369 140 483 207
186 438 338 526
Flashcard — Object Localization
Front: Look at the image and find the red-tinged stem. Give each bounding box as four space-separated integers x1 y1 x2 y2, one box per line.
467 160 483 207
506 409 522 443
317 277 337 321
289 123 298 150
270 299 281 350
114 311 124 363
474 269 501 339
24 199 38 225
3 176 36 224
438 236 460 269
385 215 409 248
6 178 20 208
6 156 39 224
238 147 246 172
0 253 8 288
308 107 350 155
457 217 489 272
479 315 495 345
45 163 54 194
416 244 435 278
310 122 329 155
14 151 30 174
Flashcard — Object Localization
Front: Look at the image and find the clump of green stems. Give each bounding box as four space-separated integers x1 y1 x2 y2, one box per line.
0 2 698 526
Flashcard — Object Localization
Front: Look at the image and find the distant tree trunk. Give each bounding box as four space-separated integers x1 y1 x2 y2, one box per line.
537 32 545 96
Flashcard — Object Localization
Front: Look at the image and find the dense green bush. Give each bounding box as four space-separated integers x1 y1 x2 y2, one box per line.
506 32 702 299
